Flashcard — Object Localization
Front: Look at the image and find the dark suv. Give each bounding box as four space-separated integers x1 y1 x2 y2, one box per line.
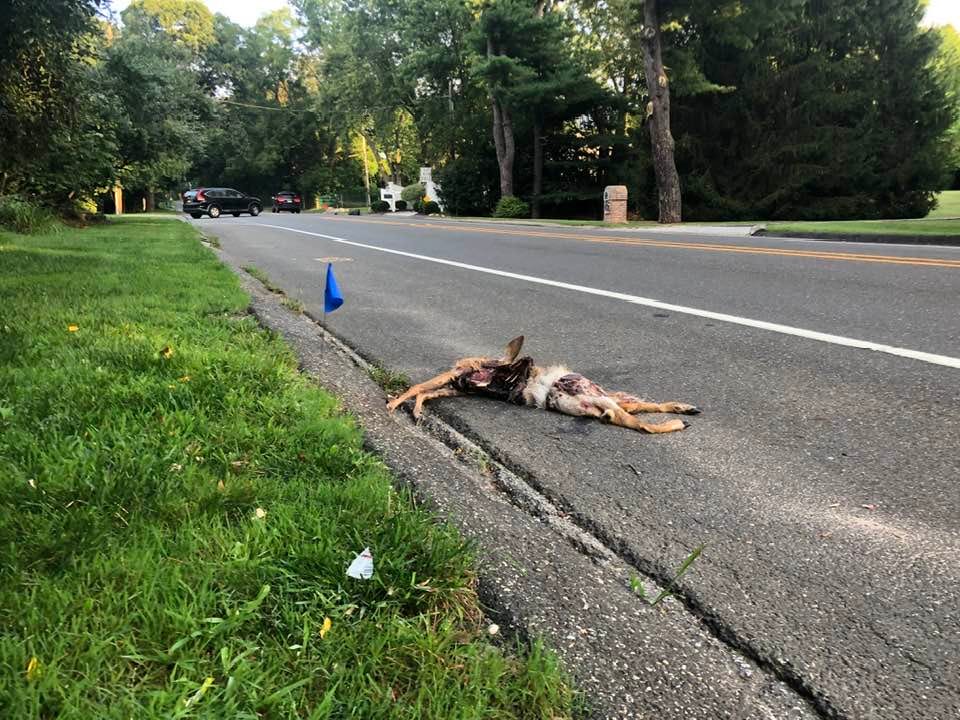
183 188 262 219
272 191 303 213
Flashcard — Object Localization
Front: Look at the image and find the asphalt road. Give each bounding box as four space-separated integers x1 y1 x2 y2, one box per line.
203 213 960 719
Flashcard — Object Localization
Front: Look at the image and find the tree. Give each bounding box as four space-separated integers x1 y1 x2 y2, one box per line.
0 0 112 206
935 25 960 188
104 25 212 208
121 0 215 57
638 0 682 223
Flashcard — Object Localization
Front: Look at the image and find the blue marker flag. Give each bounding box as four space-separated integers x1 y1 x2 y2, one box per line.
324 262 344 313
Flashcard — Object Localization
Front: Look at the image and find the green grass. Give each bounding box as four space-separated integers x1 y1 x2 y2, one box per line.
765 218 960 236
0 217 575 719
928 190 960 219
366 364 411 396
241 264 284 294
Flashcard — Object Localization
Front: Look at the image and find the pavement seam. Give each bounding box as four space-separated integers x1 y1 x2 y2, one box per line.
216 245 835 719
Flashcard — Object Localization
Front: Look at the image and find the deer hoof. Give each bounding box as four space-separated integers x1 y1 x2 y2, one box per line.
684 406 702 415
681 419 691 429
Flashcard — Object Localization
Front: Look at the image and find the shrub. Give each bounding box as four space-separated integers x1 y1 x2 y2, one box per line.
435 157 498 216
492 196 529 219
401 183 425 204
0 195 60 234
370 200 391 213
394 199 408 211
420 200 441 215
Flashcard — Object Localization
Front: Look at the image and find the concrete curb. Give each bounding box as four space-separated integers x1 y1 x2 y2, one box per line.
203 235 822 720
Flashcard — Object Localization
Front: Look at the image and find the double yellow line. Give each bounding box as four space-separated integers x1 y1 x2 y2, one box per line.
320 216 960 269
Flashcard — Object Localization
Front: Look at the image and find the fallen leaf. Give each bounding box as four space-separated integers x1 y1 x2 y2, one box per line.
67 324 79 332
217 479 226 491
320 616 332 639
184 677 214 707
861 504 879 511
26 656 41 681
178 375 191 383
170 463 183 473
253 507 267 520
159 346 174 359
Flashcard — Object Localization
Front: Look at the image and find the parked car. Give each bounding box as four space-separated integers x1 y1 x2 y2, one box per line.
272 191 303 213
183 188 262 219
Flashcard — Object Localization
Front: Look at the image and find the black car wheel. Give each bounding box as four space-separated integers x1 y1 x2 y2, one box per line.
208 205 221 219
249 204 261 217
190 213 202 219
232 212 240 217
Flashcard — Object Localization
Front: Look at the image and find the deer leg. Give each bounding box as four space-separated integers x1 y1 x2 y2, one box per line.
386 370 462 412
413 388 462 419
610 392 700 415
601 406 690 434
551 393 691 433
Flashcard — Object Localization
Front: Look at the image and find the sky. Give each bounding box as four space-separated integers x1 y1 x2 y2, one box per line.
110 0 958 29
925 0 960 27
109 0 290 27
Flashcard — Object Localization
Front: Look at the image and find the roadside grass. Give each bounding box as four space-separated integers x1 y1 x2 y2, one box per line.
0 217 575 718
764 218 960 236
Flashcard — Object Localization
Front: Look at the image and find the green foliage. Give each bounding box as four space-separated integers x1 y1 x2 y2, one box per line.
0 217 576 718
935 25 960 188
401 182 425 203
0 196 60 235
435 156 498 217
370 199 391 212
0 0 116 207
421 200 441 215
395 199 408 210
121 0 215 56
493 195 529 218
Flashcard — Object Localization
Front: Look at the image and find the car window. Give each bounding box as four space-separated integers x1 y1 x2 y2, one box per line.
226 189 243 198
206 189 222 198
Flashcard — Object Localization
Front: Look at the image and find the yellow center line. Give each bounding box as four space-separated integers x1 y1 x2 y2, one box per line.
316 216 960 269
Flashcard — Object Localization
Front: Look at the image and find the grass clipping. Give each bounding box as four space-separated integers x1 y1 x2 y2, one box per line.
0 217 574 718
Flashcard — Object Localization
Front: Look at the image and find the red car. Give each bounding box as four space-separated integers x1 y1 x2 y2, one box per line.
272 191 303 213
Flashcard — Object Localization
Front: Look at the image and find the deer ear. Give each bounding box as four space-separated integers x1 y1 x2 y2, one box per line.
501 335 524 363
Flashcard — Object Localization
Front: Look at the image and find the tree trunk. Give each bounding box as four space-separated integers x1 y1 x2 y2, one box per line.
532 120 543 218
488 38 515 198
640 0 682 224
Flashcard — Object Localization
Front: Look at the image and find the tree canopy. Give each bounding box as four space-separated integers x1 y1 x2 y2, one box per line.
0 0 956 220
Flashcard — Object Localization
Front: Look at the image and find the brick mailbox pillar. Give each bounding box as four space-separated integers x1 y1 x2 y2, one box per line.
603 185 627 223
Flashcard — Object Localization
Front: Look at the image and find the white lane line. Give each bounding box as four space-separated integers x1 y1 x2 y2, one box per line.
255 223 960 370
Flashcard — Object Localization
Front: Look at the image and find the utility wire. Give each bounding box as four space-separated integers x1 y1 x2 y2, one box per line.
218 99 314 113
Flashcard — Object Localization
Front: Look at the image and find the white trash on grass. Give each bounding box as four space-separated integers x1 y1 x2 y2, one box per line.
346 547 374 579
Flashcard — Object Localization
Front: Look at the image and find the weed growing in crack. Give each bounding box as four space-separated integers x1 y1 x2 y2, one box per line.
281 296 304 313
368 364 410 395
631 544 705 607
242 264 283 294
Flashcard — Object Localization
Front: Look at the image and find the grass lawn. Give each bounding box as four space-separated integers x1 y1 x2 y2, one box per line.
0 217 574 718
764 218 960 236
765 190 960 237
928 189 960 219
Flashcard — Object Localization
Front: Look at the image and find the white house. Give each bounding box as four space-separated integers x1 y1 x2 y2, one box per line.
378 168 444 211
